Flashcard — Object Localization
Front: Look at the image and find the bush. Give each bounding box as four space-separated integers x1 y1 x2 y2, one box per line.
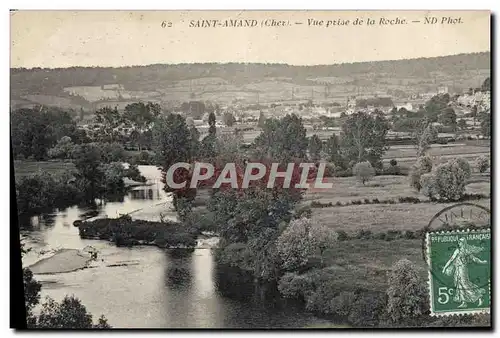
420 173 437 199
47 136 76 160
125 164 147 183
416 155 433 173
103 162 126 192
215 242 253 271
135 150 156 165
323 163 336 177
309 224 338 263
15 172 82 216
398 196 421 204
386 259 427 324
278 272 316 300
476 155 490 173
98 142 127 163
277 218 314 271
36 296 111 329
329 291 358 317
382 165 402 176
352 161 375 185
356 229 372 239
409 165 423 192
336 230 349 241
347 292 386 327
183 209 217 232
432 158 472 201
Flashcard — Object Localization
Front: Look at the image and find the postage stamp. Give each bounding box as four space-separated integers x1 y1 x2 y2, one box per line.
426 228 491 316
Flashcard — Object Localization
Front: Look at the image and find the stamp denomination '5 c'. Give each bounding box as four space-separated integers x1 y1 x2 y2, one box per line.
426 228 490 316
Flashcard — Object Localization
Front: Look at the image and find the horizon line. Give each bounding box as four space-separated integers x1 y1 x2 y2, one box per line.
10 51 490 71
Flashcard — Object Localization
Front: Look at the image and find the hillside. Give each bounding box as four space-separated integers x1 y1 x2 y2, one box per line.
10 52 490 111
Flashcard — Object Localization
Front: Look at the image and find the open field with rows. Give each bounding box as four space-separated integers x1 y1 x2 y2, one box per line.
310 198 490 234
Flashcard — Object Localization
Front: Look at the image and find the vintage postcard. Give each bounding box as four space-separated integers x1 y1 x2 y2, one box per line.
10 10 491 329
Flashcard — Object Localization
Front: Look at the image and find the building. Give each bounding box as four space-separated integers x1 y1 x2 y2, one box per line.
396 102 413 111
437 86 449 94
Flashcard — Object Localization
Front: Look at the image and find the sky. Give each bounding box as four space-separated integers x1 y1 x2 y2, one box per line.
10 10 490 68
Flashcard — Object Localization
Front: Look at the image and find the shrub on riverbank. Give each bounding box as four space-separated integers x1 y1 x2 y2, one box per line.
78 215 197 248
277 267 388 327
15 172 82 215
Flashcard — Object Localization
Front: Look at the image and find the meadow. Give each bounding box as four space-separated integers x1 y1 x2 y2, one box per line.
13 160 76 178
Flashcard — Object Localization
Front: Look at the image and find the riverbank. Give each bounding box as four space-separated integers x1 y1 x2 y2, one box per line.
28 249 93 274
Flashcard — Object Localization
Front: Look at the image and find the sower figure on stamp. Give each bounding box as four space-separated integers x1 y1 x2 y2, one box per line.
442 237 487 308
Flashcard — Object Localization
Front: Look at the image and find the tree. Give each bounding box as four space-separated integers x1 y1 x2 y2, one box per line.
340 111 389 168
481 77 491 92
438 107 457 131
257 111 266 128
386 259 427 324
153 114 197 212
309 224 337 264
72 144 105 200
457 119 467 130
11 107 82 160
47 136 75 159
214 133 244 164
430 158 472 201
123 102 161 131
36 296 111 329
223 112 236 127
276 218 314 271
479 112 490 138
470 105 478 126
308 134 323 162
420 173 438 200
425 94 450 122
409 155 433 192
208 111 217 136
188 125 201 160
325 134 344 169
476 155 489 173
23 266 42 327
352 161 375 185
153 114 194 169
254 114 308 162
414 122 438 157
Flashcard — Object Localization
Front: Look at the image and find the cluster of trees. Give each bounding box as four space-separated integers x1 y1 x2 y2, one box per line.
391 94 457 132
22 245 111 328
409 154 484 202
356 97 394 108
11 107 89 160
90 102 161 149
16 144 145 215
320 111 390 171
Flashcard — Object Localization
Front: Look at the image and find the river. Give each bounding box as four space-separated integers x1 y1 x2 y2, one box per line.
19 165 334 328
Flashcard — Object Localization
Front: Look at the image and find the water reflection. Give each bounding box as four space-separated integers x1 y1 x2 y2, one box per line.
129 188 161 201
19 165 334 328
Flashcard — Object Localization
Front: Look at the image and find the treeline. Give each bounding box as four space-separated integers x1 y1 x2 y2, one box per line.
11 107 89 160
11 52 490 94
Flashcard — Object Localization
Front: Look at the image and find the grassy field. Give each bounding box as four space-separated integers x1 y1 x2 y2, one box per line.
310 199 490 234
304 175 490 205
322 239 426 292
13 160 76 178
